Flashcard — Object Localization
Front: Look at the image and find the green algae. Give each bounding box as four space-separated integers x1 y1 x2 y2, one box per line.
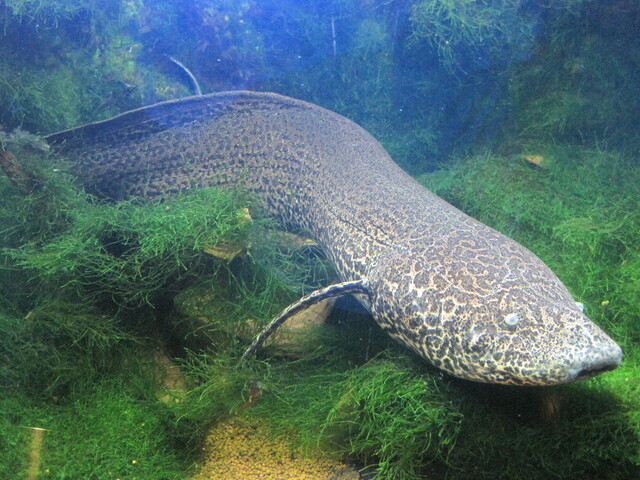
8 185 254 307
408 0 591 73
0 1 184 133
506 7 640 155
0 142 322 477
2 169 252 310
0 375 188 479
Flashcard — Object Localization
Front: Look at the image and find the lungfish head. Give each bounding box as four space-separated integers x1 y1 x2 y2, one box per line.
366 231 623 386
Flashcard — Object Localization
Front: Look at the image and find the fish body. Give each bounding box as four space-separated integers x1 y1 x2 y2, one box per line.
47 91 622 385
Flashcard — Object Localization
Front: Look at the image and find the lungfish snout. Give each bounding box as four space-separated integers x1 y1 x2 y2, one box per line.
569 341 623 381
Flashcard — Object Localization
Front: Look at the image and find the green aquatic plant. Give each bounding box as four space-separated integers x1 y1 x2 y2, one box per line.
0 148 134 402
0 2 123 133
0 0 181 133
0 61 96 133
170 351 270 429
446 380 639 479
0 376 188 479
353 18 390 54
1 138 337 423
324 354 462 479
1 140 328 313
2 0 94 23
0 143 328 476
5 183 255 307
408 0 590 71
507 4 640 153
0 303 132 399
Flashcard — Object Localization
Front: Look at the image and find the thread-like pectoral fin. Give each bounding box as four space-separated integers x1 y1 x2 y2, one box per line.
241 279 369 361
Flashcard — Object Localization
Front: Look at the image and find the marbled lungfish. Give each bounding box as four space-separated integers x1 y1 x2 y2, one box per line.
46 91 622 385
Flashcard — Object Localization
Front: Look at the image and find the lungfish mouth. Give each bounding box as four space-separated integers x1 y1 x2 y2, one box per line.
568 344 623 382
573 359 621 380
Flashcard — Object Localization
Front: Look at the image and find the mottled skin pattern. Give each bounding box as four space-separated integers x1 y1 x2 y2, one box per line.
47 91 622 385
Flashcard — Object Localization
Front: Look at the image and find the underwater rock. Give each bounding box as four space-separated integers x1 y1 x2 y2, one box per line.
522 154 545 167
259 296 336 356
175 282 335 356
148 346 188 404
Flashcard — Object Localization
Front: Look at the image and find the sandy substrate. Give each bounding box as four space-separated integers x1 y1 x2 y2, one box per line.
189 416 361 480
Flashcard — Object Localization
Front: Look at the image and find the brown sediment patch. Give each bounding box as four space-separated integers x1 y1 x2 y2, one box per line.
522 154 544 166
189 416 360 480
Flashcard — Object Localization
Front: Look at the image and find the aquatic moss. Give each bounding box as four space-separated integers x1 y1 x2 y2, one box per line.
2 171 254 308
0 377 188 479
324 354 462 479
445 382 639 479
0 1 182 133
1 141 329 315
0 139 339 473
2 0 93 22
507 4 640 154
169 352 270 431
0 304 132 399
0 3 113 132
408 0 590 71
0 140 316 385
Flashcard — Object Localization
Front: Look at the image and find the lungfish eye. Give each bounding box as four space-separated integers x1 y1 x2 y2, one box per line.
504 312 521 327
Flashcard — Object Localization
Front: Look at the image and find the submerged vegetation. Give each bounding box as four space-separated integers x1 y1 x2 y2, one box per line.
1 1 640 479
409 0 588 72
0 142 328 477
0 375 188 479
